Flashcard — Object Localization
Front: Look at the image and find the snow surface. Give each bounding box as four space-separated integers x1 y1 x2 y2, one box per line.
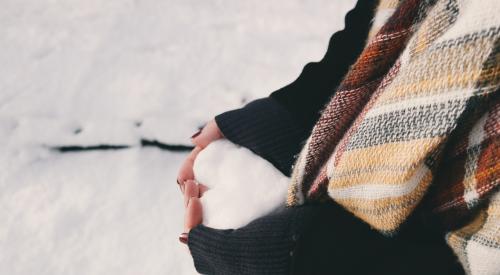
0 1 355 274
194 140 289 229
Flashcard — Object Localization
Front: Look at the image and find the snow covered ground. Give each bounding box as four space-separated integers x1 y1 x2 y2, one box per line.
0 1 355 274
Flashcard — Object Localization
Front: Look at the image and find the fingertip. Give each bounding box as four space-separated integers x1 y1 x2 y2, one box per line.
176 178 185 193
190 129 202 139
191 120 223 148
198 183 209 197
184 180 199 207
192 133 209 148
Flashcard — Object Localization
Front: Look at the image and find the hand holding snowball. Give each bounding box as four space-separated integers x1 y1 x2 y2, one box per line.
177 119 223 192
177 119 289 244
177 119 223 243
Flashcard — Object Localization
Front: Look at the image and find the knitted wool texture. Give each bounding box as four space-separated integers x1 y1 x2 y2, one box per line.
288 0 499 273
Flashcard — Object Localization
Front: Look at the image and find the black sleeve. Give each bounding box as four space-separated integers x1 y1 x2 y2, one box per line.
269 0 378 128
215 0 378 176
187 206 302 275
188 202 464 275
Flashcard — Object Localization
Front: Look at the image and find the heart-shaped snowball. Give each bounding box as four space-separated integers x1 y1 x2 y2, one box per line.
193 139 290 229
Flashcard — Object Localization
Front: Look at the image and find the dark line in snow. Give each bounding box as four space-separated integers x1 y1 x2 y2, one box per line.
140 139 194 152
54 145 130 152
51 140 193 153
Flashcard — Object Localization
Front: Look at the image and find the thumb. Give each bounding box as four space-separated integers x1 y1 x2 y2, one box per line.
192 119 223 148
184 197 203 232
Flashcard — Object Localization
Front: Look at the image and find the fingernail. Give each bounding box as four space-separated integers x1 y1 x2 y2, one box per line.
191 130 202 139
177 179 184 193
179 233 188 244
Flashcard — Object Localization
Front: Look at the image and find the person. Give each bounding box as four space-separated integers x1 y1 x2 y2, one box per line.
177 0 499 274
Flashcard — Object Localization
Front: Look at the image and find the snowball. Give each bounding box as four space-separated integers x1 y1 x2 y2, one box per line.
193 140 290 229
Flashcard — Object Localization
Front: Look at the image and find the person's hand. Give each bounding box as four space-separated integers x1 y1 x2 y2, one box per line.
179 180 206 244
177 119 223 244
177 119 223 193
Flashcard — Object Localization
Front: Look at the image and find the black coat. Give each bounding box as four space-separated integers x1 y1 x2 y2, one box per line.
187 1 463 274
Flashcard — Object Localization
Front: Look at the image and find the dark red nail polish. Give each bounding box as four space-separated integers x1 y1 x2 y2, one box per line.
191 130 202 139
179 233 188 244
177 179 184 192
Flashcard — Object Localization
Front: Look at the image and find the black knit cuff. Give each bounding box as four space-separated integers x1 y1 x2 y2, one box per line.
187 210 298 275
215 97 308 176
187 226 231 275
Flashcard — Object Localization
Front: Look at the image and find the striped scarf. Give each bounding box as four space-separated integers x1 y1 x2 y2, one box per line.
288 0 499 273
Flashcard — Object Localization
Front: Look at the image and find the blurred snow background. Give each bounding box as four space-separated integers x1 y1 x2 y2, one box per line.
0 0 355 274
